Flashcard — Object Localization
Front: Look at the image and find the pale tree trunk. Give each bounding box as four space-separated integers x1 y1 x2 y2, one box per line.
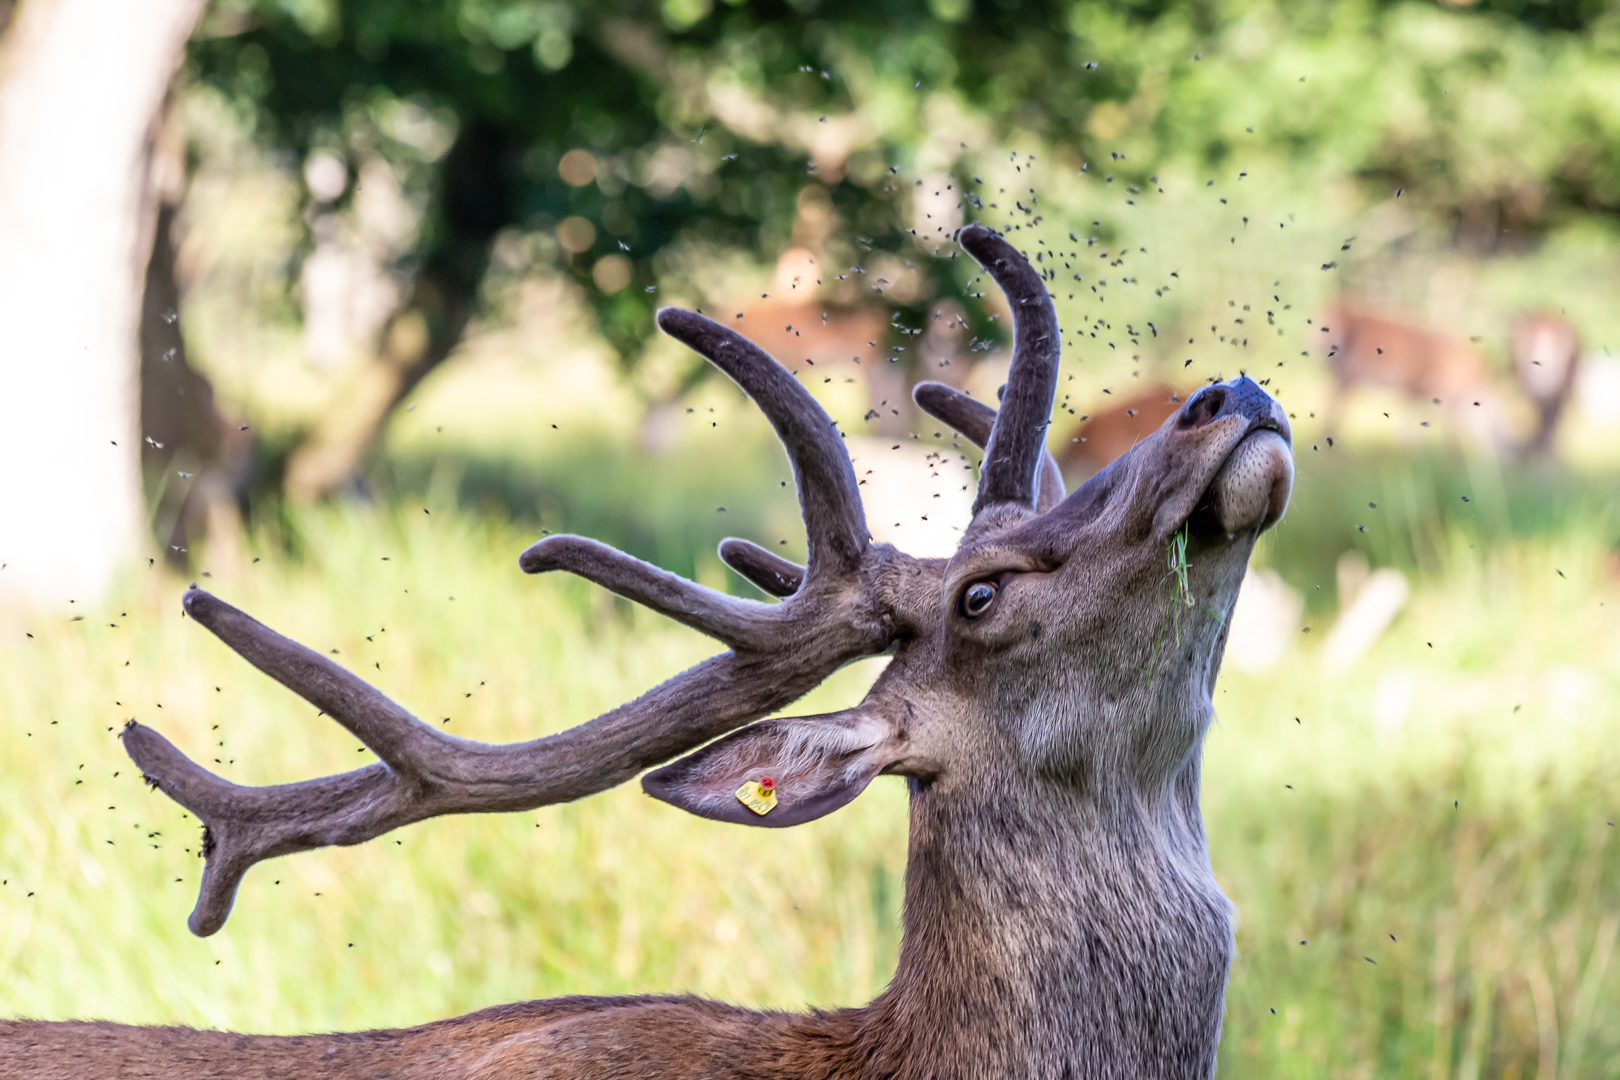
0 0 205 608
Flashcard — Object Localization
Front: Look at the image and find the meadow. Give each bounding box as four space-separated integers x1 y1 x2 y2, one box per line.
6 1 1620 1074
2 476 1617 1078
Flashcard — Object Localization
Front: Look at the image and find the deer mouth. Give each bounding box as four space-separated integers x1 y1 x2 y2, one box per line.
1194 425 1294 537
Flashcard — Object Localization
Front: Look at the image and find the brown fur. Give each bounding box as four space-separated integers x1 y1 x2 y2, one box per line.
1322 301 1580 452
1058 382 1185 480
1514 312 1579 454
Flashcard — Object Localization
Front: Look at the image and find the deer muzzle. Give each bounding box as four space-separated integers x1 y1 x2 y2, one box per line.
1205 428 1293 534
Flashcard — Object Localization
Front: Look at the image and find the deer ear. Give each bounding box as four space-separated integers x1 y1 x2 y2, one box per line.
642 711 905 828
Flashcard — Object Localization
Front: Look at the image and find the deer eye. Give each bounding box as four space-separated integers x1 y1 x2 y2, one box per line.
960 580 998 619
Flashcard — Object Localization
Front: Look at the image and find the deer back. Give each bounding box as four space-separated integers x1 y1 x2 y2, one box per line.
1325 302 1491 401
1058 381 1185 480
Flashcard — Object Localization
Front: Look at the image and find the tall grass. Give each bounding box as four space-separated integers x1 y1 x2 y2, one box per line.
1 505 1616 1077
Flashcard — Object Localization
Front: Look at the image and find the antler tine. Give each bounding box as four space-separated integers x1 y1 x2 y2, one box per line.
912 382 1065 514
718 537 804 597
122 278 937 939
126 586 884 935
655 308 867 577
956 224 1061 517
518 536 778 647
179 589 442 775
122 721 401 936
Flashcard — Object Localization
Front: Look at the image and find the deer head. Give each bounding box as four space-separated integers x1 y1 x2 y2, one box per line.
117 224 1292 1076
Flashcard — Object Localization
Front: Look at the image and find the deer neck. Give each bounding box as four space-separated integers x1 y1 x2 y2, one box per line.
856 756 1232 1079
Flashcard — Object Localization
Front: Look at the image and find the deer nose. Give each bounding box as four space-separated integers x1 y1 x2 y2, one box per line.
1226 376 1292 443
1179 377 1290 443
1177 385 1226 430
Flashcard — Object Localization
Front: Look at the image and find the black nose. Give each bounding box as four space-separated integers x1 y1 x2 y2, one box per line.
1178 377 1290 443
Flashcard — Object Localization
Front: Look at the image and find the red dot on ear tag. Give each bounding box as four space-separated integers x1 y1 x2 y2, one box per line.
761 777 775 791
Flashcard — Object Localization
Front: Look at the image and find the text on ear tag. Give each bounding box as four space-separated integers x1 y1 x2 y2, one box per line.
735 776 778 815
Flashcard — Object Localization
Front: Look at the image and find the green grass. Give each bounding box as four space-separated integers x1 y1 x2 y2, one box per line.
1212 531 1620 1076
2 504 1617 1077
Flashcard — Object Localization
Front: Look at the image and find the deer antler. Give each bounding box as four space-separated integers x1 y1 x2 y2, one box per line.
122 309 902 937
952 224 1062 517
717 537 805 598
123 227 1052 937
912 381 1066 513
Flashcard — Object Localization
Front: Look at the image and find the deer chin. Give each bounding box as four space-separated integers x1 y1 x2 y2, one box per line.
1199 429 1293 536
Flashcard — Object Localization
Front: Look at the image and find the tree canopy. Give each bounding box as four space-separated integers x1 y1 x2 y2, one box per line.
181 0 1620 479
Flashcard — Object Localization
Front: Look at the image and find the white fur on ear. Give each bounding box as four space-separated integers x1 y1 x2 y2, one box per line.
642 710 903 829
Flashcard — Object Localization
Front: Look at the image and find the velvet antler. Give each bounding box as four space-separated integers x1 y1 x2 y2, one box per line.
123 227 1058 937
123 309 899 936
952 224 1062 517
911 381 1065 513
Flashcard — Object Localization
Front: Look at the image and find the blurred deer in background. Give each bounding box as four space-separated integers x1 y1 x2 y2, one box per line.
2 225 1294 1080
731 248 886 371
1321 301 1579 454
1320 302 1498 441
1058 382 1186 482
1514 312 1580 455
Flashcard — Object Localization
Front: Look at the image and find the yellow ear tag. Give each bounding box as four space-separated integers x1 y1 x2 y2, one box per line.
735 777 778 816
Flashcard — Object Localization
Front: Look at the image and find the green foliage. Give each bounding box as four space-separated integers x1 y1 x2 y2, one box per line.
192 0 1096 368
182 0 1620 413
1261 447 1620 613
377 428 801 584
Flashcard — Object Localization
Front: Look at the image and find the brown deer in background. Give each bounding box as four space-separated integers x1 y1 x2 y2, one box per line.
1320 302 1497 438
1058 382 1186 482
2 225 1295 1079
1321 302 1579 454
1514 312 1580 454
730 248 887 374
733 247 982 439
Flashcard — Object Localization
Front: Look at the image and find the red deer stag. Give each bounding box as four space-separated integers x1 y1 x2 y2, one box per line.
2 224 1294 1080
1322 302 1579 453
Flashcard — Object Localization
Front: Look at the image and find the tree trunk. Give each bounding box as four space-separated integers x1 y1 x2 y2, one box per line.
282 123 508 503
281 281 475 503
0 0 205 607
138 99 251 572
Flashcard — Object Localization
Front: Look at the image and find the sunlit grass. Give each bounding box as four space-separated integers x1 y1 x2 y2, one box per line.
1215 524 1620 1077
1 505 1616 1077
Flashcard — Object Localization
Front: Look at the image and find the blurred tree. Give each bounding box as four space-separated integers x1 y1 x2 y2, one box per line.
1134 1 1620 257
0 0 1608 593
182 0 1620 502
185 0 1141 499
0 0 207 605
